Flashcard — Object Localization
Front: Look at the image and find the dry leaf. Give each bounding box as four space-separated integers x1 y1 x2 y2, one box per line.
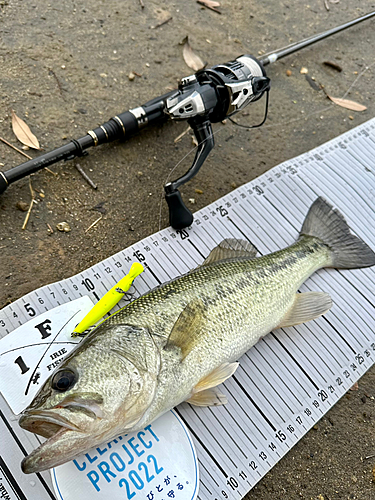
182 36 205 72
200 0 220 6
11 110 40 150
197 0 220 9
174 126 191 143
327 95 367 112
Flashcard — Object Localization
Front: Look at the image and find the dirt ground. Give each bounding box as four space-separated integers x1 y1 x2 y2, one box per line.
1 0 375 498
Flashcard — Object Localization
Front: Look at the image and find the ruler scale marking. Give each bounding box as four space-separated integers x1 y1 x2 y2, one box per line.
236 365 286 424
308 273 374 342
252 346 303 407
279 329 328 385
1 120 375 499
207 408 248 459
188 407 243 470
311 159 375 236
329 150 375 197
242 355 296 416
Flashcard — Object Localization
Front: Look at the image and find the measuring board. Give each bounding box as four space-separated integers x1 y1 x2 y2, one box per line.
1 118 375 500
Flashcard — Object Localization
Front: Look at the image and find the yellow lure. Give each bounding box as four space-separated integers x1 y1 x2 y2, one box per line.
71 262 144 337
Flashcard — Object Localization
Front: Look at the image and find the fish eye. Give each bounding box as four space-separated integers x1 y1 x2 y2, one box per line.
51 369 77 392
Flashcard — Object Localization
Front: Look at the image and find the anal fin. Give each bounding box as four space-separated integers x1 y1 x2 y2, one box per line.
278 292 332 328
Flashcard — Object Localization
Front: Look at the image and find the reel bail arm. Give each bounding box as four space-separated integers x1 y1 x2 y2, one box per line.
0 11 373 230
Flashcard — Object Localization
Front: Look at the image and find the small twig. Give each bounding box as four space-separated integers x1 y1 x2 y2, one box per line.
46 223 54 233
0 136 32 159
365 454 375 460
85 215 102 233
151 16 173 29
48 68 65 96
197 1 221 14
22 178 36 230
324 0 330 10
0 137 57 177
174 126 191 143
132 71 142 77
323 61 342 72
139 0 145 8
75 163 97 189
45 167 58 176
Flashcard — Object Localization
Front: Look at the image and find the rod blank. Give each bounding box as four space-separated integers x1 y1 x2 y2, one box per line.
260 11 375 66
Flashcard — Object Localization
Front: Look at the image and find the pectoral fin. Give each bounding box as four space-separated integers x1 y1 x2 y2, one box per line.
165 299 206 360
278 292 332 328
203 238 257 266
186 388 227 407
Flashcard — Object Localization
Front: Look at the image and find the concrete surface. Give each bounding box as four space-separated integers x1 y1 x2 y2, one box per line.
1 0 375 498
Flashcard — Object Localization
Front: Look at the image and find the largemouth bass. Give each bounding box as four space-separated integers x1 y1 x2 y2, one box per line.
19 197 375 473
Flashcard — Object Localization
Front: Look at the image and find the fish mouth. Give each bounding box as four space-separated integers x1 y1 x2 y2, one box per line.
19 398 108 474
19 409 97 474
19 394 104 439
19 410 79 474
20 425 75 474
19 409 81 439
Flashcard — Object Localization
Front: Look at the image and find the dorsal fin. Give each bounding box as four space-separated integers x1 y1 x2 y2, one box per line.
202 238 257 266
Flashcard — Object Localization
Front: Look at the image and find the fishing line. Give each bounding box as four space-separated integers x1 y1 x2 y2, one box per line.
1 341 78 357
158 124 228 231
259 59 375 130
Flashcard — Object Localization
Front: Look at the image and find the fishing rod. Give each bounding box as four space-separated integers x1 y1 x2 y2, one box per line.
1 11 374 229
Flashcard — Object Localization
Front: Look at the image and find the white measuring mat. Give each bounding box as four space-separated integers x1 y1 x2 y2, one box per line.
1 117 375 500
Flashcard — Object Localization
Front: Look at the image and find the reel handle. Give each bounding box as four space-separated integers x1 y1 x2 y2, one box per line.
164 118 214 229
165 190 194 230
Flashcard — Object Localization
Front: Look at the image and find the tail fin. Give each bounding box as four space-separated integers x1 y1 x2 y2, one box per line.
301 197 375 269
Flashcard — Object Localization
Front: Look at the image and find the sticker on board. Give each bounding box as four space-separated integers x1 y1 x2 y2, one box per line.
0 296 94 414
51 409 199 500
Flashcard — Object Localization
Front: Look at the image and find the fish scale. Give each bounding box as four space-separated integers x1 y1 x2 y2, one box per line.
103 236 328 350
21 212 372 475
20 227 346 473
1 120 375 497
130 236 332 425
